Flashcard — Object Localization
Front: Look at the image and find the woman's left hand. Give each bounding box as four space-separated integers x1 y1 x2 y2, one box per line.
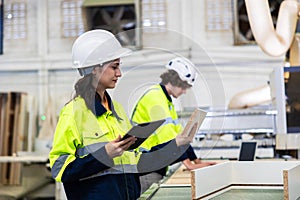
105 135 137 159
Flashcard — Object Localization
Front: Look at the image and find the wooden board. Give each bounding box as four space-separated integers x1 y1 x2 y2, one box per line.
0 155 48 163
283 164 300 200
1 92 11 184
14 93 28 185
10 92 21 184
26 95 36 152
18 93 27 151
191 161 300 200
192 161 232 199
182 108 207 137
163 160 227 186
0 94 4 156
0 94 4 183
163 165 192 185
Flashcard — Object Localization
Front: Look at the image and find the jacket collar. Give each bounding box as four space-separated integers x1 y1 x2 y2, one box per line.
95 91 121 120
159 84 172 102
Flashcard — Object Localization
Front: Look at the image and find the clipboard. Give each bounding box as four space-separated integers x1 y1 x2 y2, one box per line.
122 119 165 150
182 108 207 137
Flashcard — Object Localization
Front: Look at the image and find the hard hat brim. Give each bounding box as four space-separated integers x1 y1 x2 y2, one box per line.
72 47 132 69
106 47 132 63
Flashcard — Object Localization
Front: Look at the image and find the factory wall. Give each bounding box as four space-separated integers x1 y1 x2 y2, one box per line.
0 0 284 137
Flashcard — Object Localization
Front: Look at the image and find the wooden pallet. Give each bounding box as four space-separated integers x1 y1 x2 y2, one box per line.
0 92 29 185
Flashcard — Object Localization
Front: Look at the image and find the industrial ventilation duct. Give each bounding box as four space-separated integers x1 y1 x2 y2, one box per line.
82 0 141 49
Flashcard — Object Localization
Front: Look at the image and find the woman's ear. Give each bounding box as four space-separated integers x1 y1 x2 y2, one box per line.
93 65 103 73
92 67 97 75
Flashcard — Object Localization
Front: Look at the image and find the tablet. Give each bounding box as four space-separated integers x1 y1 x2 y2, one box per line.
182 108 207 137
122 119 165 150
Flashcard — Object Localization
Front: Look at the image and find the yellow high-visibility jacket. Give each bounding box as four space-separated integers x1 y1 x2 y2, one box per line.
49 95 141 183
49 92 186 199
131 84 182 151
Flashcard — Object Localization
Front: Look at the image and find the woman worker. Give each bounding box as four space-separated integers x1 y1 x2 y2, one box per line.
49 29 196 200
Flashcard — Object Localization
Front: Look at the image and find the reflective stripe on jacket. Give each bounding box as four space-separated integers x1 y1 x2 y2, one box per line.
49 96 141 182
131 84 182 150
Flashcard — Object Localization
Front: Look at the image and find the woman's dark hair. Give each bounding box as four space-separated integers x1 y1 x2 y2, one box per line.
72 64 122 120
73 73 97 113
160 69 191 89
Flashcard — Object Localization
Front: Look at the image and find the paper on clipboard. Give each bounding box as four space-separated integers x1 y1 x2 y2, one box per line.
182 108 207 137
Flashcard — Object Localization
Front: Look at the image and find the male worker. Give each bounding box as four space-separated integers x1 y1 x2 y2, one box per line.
131 57 216 193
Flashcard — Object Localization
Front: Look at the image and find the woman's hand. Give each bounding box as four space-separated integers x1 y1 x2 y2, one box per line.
175 123 198 146
105 135 137 159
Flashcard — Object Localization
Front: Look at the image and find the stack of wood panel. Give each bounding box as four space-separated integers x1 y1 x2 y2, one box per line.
0 92 30 185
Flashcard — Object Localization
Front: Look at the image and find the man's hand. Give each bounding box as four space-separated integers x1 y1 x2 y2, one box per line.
175 123 198 146
105 135 137 159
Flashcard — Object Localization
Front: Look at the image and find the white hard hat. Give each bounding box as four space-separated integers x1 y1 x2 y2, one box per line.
72 29 132 71
166 57 198 86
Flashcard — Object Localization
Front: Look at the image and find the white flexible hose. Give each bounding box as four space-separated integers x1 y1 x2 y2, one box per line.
228 84 271 109
245 0 299 57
